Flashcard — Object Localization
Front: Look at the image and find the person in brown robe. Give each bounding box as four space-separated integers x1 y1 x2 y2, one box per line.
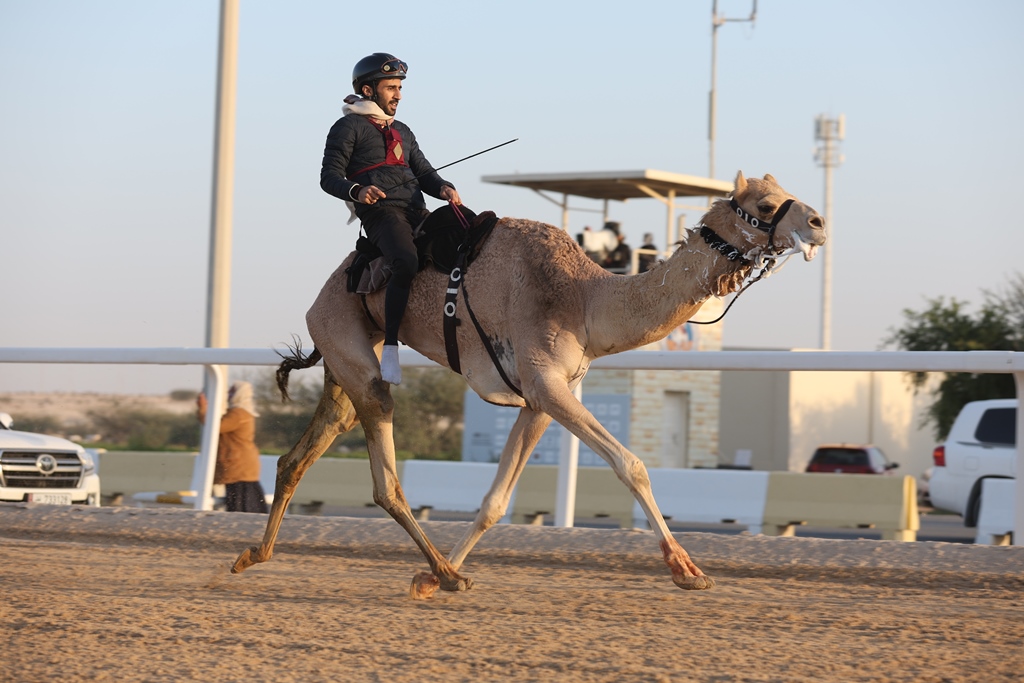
196 381 267 513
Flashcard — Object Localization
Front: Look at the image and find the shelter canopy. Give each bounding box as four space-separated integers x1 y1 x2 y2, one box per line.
482 169 734 245
481 169 733 202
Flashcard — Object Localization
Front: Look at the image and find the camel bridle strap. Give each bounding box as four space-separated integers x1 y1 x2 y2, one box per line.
729 197 795 251
688 199 796 326
443 202 524 398
699 226 752 266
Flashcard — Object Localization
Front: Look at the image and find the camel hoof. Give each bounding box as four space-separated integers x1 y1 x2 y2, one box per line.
674 574 715 591
230 546 262 574
440 574 474 592
410 571 440 600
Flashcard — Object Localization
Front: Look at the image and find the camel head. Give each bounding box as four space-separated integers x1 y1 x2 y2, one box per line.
726 171 826 262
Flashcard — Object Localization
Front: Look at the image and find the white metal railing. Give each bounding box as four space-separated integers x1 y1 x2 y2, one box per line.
1 347 1021 543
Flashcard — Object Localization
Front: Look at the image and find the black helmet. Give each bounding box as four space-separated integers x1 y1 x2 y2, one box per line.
352 53 408 94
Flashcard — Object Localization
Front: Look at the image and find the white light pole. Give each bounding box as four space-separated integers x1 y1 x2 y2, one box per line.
814 114 845 350
709 0 757 181
196 0 239 511
206 0 239 350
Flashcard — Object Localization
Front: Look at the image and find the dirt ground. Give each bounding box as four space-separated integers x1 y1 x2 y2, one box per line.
1 504 1021 683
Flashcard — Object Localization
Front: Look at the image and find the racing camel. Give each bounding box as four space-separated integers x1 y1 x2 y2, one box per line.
231 171 826 597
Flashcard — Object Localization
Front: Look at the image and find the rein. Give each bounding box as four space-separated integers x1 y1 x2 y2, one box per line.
688 197 796 326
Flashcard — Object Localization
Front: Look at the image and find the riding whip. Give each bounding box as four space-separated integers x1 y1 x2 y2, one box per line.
381 138 518 193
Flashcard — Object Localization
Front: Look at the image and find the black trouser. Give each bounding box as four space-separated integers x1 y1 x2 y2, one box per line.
359 205 426 346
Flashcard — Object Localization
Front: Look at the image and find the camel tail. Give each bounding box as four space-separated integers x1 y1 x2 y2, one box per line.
275 337 322 402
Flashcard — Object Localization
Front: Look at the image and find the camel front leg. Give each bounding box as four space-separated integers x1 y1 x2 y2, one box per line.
447 407 553 571
531 378 714 591
232 370 357 574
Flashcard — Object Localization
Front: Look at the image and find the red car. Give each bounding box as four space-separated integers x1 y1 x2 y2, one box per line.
805 444 900 474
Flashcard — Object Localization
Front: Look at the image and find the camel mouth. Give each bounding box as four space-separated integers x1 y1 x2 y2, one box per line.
793 234 819 262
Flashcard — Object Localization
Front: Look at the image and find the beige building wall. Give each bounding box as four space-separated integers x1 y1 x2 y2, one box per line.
584 297 725 469
718 369 791 471
719 356 937 480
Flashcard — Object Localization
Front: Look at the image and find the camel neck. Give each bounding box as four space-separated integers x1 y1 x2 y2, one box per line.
583 227 750 357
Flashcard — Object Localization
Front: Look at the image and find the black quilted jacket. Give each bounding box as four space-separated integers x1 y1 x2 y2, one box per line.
320 114 452 217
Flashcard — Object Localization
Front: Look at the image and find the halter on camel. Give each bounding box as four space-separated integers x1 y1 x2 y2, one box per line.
689 196 797 325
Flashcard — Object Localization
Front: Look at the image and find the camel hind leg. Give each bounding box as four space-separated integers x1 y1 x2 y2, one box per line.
231 367 357 574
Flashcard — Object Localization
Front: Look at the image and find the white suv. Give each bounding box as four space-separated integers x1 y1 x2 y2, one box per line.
0 412 101 507
928 399 1016 526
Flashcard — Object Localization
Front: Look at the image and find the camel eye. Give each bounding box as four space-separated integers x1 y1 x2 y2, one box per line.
757 203 776 217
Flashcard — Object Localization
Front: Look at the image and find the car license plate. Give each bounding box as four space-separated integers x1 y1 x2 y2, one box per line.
28 492 73 505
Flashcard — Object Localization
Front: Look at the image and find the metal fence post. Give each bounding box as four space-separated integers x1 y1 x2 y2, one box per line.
1015 371 1023 546
192 364 227 511
555 382 583 527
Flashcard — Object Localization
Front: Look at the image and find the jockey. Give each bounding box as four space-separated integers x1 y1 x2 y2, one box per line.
320 52 461 385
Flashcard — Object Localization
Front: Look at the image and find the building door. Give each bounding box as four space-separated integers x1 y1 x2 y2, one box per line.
662 391 690 468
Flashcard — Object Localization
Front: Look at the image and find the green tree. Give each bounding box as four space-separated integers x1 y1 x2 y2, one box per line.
86 409 199 450
245 369 350 453
885 273 1022 439
7 414 64 436
244 365 466 459
391 368 466 459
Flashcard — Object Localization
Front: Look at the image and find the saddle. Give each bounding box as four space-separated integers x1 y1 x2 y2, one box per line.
343 203 521 397
345 204 499 294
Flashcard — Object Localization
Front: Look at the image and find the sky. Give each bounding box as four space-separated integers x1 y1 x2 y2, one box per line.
1 0 1022 395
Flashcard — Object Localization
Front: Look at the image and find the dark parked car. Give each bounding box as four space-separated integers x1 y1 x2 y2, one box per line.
806 444 899 474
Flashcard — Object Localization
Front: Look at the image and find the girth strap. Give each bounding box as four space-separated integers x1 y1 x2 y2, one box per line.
442 203 523 398
443 251 466 374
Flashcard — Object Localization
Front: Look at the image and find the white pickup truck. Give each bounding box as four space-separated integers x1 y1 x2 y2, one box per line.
0 412 101 507
928 399 1017 527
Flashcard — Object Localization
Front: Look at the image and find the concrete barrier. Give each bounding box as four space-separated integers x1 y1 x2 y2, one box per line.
512 465 634 528
633 469 769 533
98 451 196 499
106 452 388 511
762 472 919 541
400 460 506 521
975 478 1015 546
104 453 918 539
280 456 388 509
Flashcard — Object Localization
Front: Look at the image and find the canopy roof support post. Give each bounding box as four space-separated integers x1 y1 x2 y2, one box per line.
667 189 677 248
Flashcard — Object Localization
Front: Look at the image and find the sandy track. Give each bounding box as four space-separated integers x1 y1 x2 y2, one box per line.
2 504 1022 683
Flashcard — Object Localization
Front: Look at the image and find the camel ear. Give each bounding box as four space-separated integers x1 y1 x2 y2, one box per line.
763 173 777 184
733 171 747 196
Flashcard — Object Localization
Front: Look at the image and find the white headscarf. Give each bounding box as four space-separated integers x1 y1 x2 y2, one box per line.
342 94 393 124
227 381 259 417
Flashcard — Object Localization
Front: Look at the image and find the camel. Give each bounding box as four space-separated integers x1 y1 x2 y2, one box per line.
231 171 826 597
